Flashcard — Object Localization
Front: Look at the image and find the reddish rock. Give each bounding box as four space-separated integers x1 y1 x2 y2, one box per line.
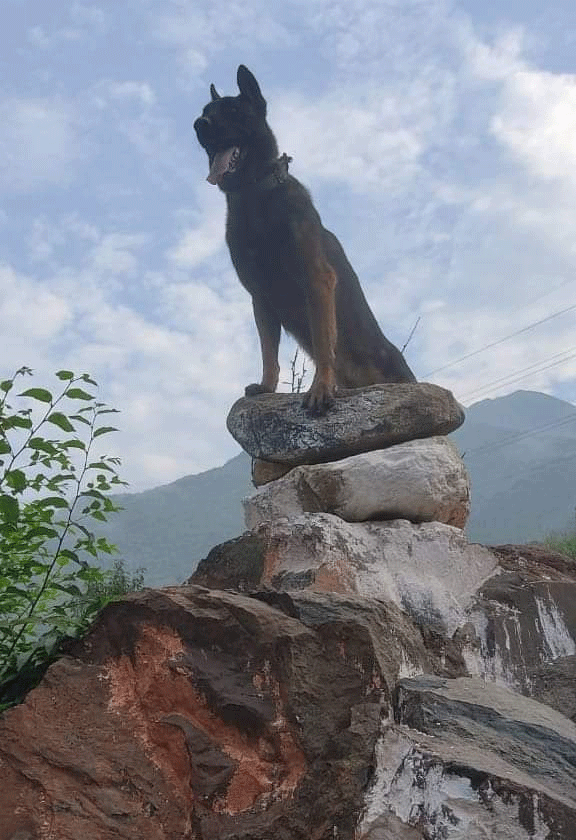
0 586 429 840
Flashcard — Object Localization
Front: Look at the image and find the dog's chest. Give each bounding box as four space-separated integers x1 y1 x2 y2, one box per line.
225 192 294 290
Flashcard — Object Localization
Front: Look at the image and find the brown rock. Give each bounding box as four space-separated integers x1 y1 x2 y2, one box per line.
0 586 430 840
226 383 465 466
252 457 292 486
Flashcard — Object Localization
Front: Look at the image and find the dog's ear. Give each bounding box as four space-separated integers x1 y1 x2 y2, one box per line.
237 65 266 113
210 83 221 101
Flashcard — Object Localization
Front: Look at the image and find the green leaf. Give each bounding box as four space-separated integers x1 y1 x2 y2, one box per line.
65 388 93 401
7 415 33 430
93 426 118 438
0 495 19 524
59 549 80 564
81 374 98 386
61 440 86 450
5 470 27 493
46 412 75 433
87 461 115 472
0 380 13 393
19 388 53 403
56 370 75 380
70 414 91 426
36 496 70 509
28 438 58 454
0 439 11 456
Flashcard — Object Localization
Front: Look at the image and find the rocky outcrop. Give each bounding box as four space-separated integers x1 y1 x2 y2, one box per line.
361 675 576 839
192 530 576 717
227 383 464 467
239 515 497 634
245 438 470 529
4 379 576 838
2 586 576 840
0 586 431 840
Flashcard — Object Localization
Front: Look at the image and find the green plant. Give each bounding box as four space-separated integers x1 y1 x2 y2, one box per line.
0 367 129 706
544 531 576 560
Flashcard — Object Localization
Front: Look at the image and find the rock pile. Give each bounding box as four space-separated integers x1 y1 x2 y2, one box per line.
3 383 576 839
224 382 483 633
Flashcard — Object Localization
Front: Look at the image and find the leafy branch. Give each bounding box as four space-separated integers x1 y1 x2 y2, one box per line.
0 368 132 705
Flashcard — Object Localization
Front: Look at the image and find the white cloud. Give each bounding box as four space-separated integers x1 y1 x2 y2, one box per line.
0 264 72 350
168 193 226 269
0 98 79 192
88 233 148 278
106 82 157 107
272 90 428 193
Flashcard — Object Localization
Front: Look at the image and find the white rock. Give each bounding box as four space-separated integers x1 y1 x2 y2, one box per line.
244 437 470 530
256 514 498 635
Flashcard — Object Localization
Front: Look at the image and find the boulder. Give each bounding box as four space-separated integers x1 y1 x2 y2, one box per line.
244 437 470 530
192 533 576 719
360 675 576 838
3 589 576 839
227 383 465 466
0 586 430 840
194 515 498 635
460 543 576 700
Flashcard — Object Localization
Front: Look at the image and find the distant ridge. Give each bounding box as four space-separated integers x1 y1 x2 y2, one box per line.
100 390 576 585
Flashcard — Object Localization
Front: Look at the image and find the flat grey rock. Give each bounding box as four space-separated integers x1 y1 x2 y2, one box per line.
227 382 465 465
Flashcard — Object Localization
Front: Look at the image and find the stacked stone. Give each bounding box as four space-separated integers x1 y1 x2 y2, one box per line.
226 382 497 634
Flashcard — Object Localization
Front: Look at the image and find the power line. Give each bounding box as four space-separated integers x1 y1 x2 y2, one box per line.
425 301 576 378
460 346 576 403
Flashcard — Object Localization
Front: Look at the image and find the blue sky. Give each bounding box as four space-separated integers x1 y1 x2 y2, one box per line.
3 0 576 490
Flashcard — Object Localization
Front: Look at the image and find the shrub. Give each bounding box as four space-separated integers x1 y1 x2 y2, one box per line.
0 367 138 708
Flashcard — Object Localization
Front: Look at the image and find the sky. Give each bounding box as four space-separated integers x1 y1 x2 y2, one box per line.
2 0 576 491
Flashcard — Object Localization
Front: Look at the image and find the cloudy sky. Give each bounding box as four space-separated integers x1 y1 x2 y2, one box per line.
3 0 576 490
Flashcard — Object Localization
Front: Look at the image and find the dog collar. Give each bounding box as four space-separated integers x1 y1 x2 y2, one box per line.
253 153 293 191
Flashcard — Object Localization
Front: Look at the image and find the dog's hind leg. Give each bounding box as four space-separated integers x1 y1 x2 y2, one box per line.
293 219 338 414
245 294 281 396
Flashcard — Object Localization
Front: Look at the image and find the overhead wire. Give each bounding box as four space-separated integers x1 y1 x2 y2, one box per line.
459 346 576 403
424 301 576 378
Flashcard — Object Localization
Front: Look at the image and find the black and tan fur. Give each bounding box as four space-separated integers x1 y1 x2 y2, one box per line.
194 65 415 413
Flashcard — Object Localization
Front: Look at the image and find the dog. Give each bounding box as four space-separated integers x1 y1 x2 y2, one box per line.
194 65 416 414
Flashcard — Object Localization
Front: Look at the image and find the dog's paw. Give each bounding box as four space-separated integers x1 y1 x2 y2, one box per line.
245 382 274 397
302 383 335 415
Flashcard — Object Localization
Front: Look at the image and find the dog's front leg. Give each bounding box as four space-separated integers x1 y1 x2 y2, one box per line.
245 294 281 397
295 220 337 414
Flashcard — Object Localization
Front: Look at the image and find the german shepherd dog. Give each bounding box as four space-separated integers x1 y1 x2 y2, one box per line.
194 66 416 414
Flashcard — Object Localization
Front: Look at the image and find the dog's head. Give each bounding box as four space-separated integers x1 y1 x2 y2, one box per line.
194 65 277 190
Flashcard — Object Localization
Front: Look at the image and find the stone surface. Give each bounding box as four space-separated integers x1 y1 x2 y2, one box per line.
459 543 576 703
244 437 470 530
192 533 576 717
3 588 576 839
359 675 576 839
252 457 292 486
193 515 498 635
227 382 465 466
0 586 430 840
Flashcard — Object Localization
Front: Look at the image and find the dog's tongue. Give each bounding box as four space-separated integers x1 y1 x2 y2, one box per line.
207 147 238 185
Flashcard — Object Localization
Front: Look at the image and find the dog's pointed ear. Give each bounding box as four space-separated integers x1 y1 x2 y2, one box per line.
237 65 266 113
210 83 221 101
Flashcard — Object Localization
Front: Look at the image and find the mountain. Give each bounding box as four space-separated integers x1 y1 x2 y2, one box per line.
451 390 576 544
101 452 253 586
101 390 576 585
